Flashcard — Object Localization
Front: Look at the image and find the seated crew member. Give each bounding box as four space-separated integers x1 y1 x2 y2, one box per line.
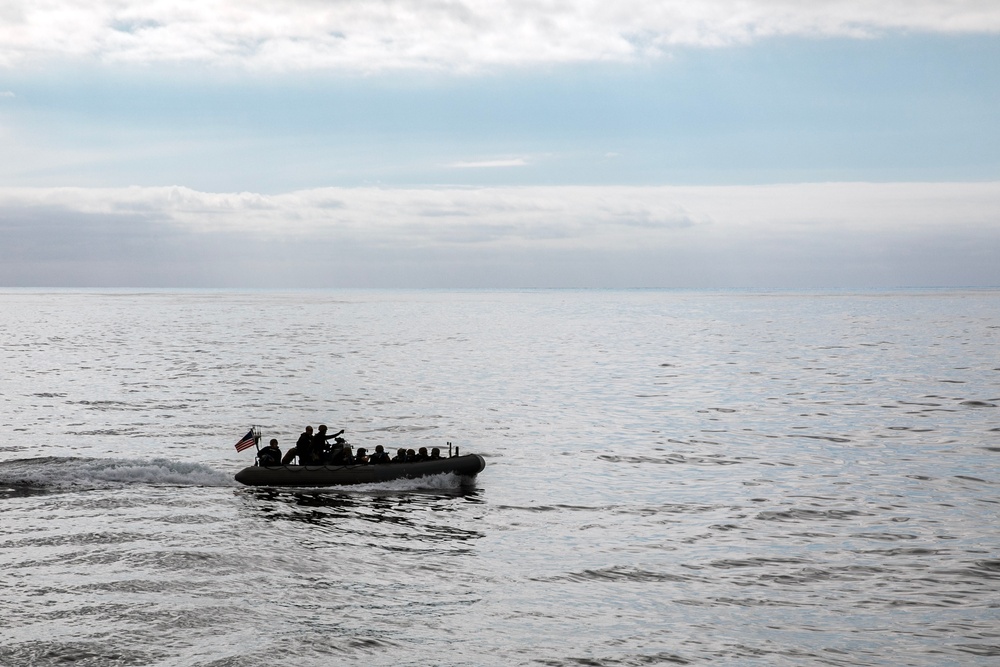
391 448 406 463
429 447 442 460
370 445 391 464
281 426 313 465
257 439 282 466
405 449 417 462
327 436 350 464
354 448 369 464
415 447 429 462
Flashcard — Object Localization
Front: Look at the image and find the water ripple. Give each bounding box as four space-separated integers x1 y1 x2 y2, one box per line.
2 288 999 666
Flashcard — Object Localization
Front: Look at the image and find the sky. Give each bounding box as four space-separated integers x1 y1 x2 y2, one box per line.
1 0 998 288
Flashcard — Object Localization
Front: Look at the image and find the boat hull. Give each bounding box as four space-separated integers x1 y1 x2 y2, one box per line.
234 453 486 487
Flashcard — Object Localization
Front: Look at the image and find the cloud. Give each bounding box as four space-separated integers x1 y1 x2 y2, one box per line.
0 90 13 97
1 182 998 287
448 158 529 169
1 1 999 71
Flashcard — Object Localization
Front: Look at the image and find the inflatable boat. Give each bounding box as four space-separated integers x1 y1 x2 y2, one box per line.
234 453 486 487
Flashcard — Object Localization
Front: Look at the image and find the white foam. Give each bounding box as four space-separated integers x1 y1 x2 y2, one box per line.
0 457 236 491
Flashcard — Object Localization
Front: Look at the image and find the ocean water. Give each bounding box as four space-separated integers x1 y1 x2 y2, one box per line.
1 288 998 666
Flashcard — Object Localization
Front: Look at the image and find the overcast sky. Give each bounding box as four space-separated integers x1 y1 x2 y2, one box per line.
1 0 998 288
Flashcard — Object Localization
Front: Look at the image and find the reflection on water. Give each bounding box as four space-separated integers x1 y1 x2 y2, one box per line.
243 487 486 542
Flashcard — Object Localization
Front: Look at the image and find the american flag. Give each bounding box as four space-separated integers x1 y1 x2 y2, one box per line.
234 428 257 452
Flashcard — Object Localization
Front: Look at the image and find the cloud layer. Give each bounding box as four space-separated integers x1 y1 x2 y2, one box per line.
2 183 997 287
2 1 1000 70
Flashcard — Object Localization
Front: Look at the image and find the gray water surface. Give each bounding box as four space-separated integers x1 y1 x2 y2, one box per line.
1 289 998 665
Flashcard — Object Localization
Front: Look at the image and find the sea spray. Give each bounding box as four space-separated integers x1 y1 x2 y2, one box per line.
0 456 236 492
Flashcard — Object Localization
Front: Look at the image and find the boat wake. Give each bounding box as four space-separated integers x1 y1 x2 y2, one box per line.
0 456 236 495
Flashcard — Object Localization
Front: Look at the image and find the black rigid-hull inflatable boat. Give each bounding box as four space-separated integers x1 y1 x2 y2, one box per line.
234 453 486 487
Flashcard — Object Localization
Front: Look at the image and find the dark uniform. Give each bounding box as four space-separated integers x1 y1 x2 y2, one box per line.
296 429 317 464
257 440 282 467
281 426 314 465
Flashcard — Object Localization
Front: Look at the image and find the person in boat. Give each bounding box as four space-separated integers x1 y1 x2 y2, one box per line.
406 449 417 462
257 439 282 467
326 436 351 464
370 445 391 464
354 447 369 464
414 447 429 462
312 425 345 461
391 448 406 463
281 425 314 465
429 447 442 460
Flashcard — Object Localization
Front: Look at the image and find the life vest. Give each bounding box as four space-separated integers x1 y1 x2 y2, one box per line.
258 448 281 466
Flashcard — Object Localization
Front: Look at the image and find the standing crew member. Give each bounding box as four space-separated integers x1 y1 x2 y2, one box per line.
313 425 345 462
282 425 314 465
